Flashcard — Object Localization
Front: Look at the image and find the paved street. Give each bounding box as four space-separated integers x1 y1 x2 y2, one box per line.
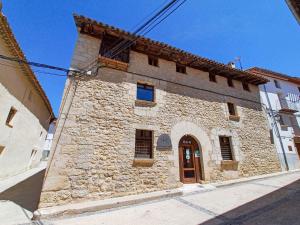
40 172 300 225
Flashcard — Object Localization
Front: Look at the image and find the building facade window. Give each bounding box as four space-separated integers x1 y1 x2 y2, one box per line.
270 129 274 144
279 115 285 126
137 83 154 102
209 72 217 82
227 78 234 87
219 136 233 160
298 87 300 93
6 107 17 127
242 82 250 91
0 146 4 155
274 80 281 89
176 64 186 74
227 102 237 116
288 146 293 152
148 56 158 67
99 34 130 63
135 130 153 159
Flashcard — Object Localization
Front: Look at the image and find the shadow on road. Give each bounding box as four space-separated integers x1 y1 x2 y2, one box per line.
200 178 300 225
0 169 45 212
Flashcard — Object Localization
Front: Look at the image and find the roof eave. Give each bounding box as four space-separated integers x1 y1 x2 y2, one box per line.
73 14 268 85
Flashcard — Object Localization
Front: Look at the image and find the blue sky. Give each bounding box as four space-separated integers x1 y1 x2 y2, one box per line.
2 0 300 115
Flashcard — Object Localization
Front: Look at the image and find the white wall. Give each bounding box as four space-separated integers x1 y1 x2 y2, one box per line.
0 36 51 179
259 77 300 170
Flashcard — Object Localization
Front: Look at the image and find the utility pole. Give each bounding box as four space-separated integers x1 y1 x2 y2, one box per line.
263 85 289 171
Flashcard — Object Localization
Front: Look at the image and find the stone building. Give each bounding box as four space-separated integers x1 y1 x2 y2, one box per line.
39 14 281 208
0 10 54 179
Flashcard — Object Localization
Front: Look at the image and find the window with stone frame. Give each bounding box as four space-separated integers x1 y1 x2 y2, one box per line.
209 72 217 82
227 78 234 87
135 130 153 159
148 56 158 67
176 64 186 74
137 83 154 102
227 102 237 116
219 136 233 160
242 82 250 92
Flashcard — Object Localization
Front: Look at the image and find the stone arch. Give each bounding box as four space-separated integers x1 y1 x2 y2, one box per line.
170 121 212 181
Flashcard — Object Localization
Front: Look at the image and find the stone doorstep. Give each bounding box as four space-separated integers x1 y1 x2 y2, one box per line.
33 189 183 220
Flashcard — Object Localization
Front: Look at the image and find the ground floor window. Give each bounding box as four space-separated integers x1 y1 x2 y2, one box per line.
219 136 233 160
135 130 153 158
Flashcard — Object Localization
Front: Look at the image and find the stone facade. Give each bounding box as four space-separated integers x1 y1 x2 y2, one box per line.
39 29 281 208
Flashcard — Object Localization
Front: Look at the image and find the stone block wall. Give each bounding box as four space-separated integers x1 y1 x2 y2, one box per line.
39 34 281 208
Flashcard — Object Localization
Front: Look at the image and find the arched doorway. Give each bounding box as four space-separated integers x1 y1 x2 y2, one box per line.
179 135 202 183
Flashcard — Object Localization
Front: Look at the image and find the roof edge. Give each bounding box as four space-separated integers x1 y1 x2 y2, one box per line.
0 12 54 119
73 13 269 85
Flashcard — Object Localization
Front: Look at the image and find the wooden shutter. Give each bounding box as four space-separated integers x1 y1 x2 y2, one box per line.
219 136 233 160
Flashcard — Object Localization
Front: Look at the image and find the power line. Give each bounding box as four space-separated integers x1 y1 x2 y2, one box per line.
0 59 68 77
104 0 179 58
0 54 83 75
87 0 187 73
110 0 187 59
108 0 187 60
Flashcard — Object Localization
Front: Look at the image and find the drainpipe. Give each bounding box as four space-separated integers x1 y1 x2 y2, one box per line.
263 85 289 171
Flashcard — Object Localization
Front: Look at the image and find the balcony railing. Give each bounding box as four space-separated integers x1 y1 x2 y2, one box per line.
277 93 300 113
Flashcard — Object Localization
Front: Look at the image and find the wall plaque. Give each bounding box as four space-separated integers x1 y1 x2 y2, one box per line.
156 134 172 150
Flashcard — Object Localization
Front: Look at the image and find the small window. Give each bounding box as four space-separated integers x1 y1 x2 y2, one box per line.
270 129 274 144
28 90 32 101
279 115 285 126
0 146 4 155
176 64 186 74
298 87 300 93
242 82 250 91
288 146 293 152
227 78 234 87
137 83 154 102
219 136 233 160
148 56 158 67
6 107 17 127
135 130 153 159
274 80 281 89
30 149 37 160
209 72 217 82
227 102 237 116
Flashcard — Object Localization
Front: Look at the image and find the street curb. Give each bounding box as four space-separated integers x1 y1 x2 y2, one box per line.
33 188 182 220
211 169 300 188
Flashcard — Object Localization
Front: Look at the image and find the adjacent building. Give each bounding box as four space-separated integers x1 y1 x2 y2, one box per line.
39 15 281 208
0 11 54 179
42 119 57 161
249 67 300 170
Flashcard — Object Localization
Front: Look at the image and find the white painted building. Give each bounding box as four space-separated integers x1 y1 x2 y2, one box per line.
0 10 54 179
42 119 56 161
249 67 300 170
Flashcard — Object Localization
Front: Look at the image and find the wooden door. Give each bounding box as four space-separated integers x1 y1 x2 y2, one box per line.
179 136 202 183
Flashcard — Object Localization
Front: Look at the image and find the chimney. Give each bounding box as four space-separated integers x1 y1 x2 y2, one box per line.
228 61 236 69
